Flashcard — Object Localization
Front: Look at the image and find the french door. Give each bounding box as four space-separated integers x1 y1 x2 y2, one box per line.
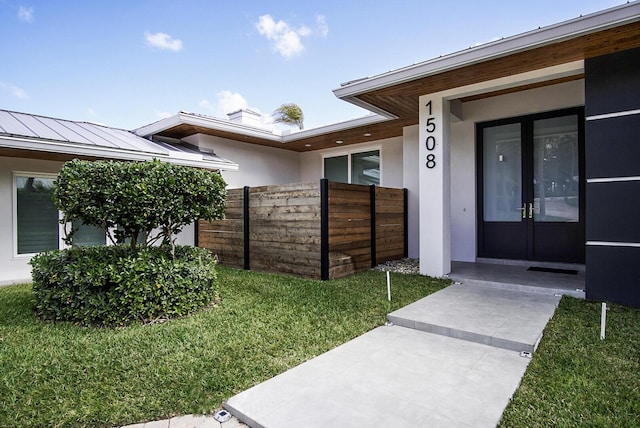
477 108 585 263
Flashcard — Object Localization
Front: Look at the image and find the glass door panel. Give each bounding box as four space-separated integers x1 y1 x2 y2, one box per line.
482 123 522 222
533 115 579 222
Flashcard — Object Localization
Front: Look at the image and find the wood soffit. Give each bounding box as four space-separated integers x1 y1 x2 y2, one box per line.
156 22 640 152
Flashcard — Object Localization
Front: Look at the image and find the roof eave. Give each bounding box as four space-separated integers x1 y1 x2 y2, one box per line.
135 110 399 147
333 2 640 99
134 111 283 143
0 135 239 171
281 114 393 143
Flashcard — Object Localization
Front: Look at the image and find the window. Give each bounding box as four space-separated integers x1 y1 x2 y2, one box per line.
70 219 106 247
14 173 106 255
324 155 348 183
323 149 380 185
15 175 59 254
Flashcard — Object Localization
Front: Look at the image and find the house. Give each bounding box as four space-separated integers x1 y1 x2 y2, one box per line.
136 3 640 307
2 3 639 307
0 110 237 284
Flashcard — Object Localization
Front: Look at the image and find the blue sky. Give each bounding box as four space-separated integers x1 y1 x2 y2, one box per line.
0 0 628 131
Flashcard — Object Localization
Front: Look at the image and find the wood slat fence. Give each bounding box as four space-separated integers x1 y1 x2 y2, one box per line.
198 179 407 280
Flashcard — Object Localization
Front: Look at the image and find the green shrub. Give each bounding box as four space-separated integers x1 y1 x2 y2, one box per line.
30 245 218 326
53 159 227 250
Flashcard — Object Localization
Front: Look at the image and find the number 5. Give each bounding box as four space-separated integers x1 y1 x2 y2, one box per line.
425 118 436 133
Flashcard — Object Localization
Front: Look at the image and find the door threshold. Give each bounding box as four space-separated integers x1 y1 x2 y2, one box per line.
476 257 585 273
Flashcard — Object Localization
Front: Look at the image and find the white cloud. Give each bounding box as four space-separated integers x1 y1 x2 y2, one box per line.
200 90 249 117
0 82 29 99
88 108 97 117
255 14 309 58
144 32 183 52
316 15 328 38
18 6 34 23
298 25 312 37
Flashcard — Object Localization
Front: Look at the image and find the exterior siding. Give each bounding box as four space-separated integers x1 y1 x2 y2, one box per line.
585 46 640 307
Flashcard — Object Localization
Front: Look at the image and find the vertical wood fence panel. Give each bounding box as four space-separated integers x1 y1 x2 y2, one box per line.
197 188 244 268
198 180 407 280
327 181 372 278
248 182 322 278
374 187 406 264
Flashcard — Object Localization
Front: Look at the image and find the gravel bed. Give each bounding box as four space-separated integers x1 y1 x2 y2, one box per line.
372 258 420 274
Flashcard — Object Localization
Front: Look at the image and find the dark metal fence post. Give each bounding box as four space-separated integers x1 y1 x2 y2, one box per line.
370 185 377 268
243 186 250 270
320 179 329 280
194 218 199 247
403 188 409 258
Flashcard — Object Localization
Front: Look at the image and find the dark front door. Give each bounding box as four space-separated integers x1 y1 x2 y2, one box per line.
477 108 585 263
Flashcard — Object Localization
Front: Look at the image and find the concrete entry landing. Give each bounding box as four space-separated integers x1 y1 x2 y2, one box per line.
450 260 585 299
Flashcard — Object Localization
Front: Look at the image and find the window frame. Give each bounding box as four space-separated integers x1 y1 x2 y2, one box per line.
321 146 382 185
13 171 107 258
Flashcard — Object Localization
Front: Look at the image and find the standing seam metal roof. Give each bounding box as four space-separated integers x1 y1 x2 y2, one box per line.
0 109 238 170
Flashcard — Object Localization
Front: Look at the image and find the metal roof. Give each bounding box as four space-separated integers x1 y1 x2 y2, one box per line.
0 109 238 171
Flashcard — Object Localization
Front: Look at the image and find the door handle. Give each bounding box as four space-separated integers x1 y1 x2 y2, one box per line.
517 204 526 219
529 203 534 219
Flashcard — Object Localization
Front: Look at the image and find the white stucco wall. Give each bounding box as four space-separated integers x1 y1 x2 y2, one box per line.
402 125 420 258
0 157 64 284
299 136 403 188
448 79 586 262
187 134 301 189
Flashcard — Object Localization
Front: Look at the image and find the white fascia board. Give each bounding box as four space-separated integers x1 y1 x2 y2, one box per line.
282 114 392 142
133 114 184 137
334 2 640 99
179 112 282 142
135 111 283 143
136 111 394 146
0 135 239 171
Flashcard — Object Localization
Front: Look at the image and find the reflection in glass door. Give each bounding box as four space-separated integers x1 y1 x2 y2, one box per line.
533 116 579 223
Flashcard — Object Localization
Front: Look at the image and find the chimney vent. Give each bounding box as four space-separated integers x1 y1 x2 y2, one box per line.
227 109 261 127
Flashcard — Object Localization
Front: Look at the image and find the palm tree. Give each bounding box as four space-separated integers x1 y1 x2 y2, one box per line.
272 103 304 130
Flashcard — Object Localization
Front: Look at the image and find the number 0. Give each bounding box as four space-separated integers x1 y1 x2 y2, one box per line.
425 136 436 151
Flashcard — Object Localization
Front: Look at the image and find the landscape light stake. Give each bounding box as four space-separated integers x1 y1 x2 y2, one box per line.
386 271 391 301
600 302 607 340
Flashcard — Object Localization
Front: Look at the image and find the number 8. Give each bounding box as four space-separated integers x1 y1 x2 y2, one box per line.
426 154 436 169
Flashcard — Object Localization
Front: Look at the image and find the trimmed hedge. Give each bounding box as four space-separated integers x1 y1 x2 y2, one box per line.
31 245 218 327
53 159 227 249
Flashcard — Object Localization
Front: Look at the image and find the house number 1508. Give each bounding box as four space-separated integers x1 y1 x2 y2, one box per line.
424 100 436 169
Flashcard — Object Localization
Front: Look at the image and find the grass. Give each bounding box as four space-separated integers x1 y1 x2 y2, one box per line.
500 297 640 427
0 266 448 427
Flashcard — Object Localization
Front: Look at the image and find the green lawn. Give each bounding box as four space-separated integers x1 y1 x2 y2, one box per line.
3 267 638 428
0 266 448 428
500 297 640 427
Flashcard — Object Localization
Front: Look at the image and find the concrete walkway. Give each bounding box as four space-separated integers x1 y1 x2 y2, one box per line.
225 284 561 428
121 413 246 428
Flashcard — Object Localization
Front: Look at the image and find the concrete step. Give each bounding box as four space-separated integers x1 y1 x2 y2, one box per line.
448 275 586 299
387 284 561 353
